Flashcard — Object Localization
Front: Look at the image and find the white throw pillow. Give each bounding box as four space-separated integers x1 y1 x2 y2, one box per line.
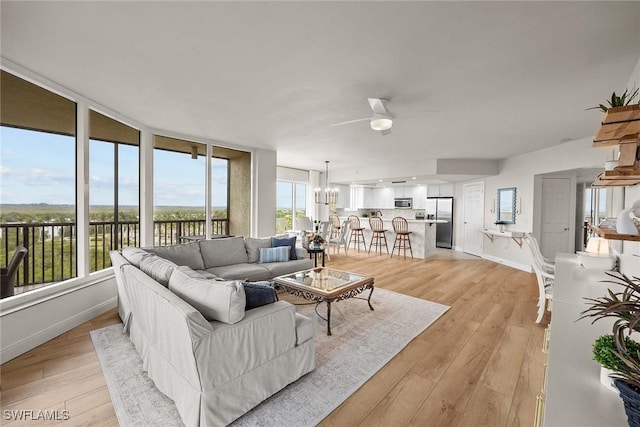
168 268 246 324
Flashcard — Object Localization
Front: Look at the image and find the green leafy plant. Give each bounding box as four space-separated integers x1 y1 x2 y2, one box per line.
588 88 639 112
580 272 640 388
593 334 640 372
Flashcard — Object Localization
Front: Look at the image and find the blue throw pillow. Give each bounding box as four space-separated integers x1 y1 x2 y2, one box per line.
259 246 290 263
243 281 278 310
271 236 297 260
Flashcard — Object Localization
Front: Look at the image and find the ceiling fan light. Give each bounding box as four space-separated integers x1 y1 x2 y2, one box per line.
370 115 393 131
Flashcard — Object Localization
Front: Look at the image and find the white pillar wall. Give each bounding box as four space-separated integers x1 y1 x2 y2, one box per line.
252 149 277 237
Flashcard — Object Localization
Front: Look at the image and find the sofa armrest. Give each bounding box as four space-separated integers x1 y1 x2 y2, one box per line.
295 247 306 260
193 300 299 389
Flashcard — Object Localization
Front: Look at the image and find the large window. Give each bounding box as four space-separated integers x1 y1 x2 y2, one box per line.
89 110 140 272
0 70 77 293
276 181 307 233
152 137 240 245
153 136 208 245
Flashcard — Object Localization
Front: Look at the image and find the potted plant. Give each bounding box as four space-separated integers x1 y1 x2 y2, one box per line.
593 334 640 393
590 88 640 146
580 272 640 426
588 88 639 112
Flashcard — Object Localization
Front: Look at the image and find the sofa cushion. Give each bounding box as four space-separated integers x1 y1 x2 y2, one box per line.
121 246 148 268
271 236 298 260
168 269 246 324
245 237 272 263
140 254 177 287
199 237 249 268
144 242 205 270
260 259 314 278
258 246 290 263
295 312 315 345
194 269 219 279
243 281 278 310
206 263 271 281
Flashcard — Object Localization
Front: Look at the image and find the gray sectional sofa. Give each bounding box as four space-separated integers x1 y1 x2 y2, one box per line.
109 236 315 426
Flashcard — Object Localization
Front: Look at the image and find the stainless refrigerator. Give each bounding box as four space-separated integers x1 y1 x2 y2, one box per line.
425 197 454 249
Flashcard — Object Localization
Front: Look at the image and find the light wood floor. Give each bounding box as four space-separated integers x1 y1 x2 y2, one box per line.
0 249 548 426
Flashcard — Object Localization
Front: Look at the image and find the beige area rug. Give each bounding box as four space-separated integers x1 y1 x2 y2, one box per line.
90 288 449 426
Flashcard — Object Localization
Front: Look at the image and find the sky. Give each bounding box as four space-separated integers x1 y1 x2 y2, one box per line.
1 126 229 207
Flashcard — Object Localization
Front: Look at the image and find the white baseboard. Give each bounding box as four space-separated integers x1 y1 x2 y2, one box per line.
0 296 117 364
482 254 532 273
453 245 464 252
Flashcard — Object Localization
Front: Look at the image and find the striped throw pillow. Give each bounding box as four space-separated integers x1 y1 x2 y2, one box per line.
258 246 290 263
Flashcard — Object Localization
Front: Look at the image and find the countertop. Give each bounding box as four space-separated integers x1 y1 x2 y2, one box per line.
340 216 447 224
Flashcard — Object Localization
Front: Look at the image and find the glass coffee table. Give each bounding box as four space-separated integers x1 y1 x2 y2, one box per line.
273 268 374 336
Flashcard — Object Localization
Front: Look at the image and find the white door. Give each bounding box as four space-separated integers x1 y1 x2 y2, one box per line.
463 182 484 256
540 177 573 258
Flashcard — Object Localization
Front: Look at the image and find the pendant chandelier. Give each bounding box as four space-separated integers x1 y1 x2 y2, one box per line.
314 161 339 205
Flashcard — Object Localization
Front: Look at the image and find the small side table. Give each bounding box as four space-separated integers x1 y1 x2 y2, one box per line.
305 246 326 267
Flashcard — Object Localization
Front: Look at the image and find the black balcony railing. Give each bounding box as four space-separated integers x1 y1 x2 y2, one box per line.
0 218 228 288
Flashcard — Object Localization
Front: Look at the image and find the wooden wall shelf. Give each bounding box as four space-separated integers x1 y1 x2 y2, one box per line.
592 169 640 187
591 226 640 242
482 229 525 247
593 104 640 146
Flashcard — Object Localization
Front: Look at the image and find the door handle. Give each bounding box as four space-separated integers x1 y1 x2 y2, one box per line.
563 228 570 231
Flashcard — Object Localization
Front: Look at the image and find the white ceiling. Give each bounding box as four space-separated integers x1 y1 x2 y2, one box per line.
2 1 639 183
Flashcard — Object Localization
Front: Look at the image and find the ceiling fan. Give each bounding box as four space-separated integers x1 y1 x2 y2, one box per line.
331 98 394 136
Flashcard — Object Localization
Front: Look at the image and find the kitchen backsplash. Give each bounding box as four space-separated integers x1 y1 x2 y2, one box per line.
335 208 425 219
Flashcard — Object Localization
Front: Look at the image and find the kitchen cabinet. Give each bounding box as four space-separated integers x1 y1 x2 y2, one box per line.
332 184 350 209
411 186 427 209
393 186 409 198
427 184 453 197
361 187 374 208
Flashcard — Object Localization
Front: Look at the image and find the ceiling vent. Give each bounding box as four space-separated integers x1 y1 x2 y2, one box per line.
391 180 407 184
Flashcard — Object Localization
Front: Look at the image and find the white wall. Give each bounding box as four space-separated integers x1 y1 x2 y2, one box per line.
277 166 308 182
253 149 277 237
0 275 116 363
455 137 610 270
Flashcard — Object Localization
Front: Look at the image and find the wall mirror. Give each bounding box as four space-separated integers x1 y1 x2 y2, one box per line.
497 187 517 224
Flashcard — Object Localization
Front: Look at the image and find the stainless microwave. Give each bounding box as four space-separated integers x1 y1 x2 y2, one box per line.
394 198 413 209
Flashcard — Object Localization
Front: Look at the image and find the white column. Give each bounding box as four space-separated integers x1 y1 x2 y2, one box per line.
205 144 212 239
139 130 154 246
252 149 277 237
75 103 90 277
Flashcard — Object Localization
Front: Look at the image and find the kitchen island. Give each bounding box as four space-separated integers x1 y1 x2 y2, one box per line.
340 217 446 258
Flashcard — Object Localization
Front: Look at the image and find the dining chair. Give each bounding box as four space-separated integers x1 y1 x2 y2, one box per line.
329 214 341 239
525 232 555 273
1 246 28 299
319 221 331 261
524 235 553 323
328 220 350 256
